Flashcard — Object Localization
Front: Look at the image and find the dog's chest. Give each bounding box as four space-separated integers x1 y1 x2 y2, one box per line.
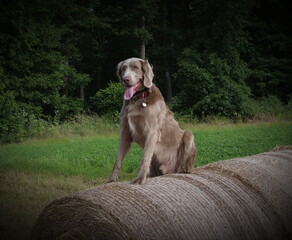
126 104 150 143
128 114 147 138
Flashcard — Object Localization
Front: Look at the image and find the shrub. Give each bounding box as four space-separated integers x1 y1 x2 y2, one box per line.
172 48 252 119
246 95 292 120
54 96 85 122
90 82 124 118
0 93 25 143
0 91 47 143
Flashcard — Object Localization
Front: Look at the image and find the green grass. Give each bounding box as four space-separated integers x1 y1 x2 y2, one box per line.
0 137 119 179
0 120 292 240
0 136 142 181
195 122 292 166
1 122 291 180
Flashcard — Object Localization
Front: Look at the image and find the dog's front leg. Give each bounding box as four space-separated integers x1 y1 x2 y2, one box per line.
107 120 132 183
131 132 158 184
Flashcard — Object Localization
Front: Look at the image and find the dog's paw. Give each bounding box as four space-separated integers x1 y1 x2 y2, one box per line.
131 176 146 185
106 177 118 183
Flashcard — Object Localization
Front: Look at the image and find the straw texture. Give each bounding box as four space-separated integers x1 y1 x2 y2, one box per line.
32 147 292 240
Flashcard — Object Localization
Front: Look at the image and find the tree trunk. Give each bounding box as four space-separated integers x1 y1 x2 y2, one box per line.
62 75 69 97
140 43 145 60
140 16 145 59
62 58 69 97
80 85 84 100
97 67 102 89
163 0 172 103
165 69 172 103
62 44 70 97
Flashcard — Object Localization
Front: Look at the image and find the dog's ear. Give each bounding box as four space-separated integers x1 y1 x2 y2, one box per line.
142 60 154 88
117 61 123 83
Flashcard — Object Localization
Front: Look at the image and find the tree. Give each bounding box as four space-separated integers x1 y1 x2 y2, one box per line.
173 49 251 118
246 0 292 102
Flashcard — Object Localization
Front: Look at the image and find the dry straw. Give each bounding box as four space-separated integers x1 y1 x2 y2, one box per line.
32 146 292 240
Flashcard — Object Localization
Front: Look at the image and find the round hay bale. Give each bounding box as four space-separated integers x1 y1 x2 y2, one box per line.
32 147 292 240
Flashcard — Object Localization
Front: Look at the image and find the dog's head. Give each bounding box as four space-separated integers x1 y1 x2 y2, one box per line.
117 58 154 100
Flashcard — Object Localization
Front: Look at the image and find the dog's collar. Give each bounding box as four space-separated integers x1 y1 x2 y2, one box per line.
132 87 152 100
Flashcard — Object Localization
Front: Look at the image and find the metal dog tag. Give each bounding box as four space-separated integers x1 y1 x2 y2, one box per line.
142 102 147 107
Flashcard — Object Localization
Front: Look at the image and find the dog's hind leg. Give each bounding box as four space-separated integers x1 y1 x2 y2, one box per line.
176 131 196 173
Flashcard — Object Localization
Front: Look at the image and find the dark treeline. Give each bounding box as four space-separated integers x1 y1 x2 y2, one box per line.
0 0 291 142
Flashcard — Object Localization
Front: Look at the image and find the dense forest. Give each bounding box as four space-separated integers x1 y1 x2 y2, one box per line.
0 0 291 142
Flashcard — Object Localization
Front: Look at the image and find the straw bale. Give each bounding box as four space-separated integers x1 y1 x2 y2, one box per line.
32 147 292 240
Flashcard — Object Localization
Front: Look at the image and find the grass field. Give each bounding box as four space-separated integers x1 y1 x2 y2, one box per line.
0 120 292 239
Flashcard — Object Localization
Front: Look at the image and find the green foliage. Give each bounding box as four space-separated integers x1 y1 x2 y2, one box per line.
0 0 291 143
245 96 292 120
0 0 95 142
0 95 47 143
246 0 292 101
54 96 85 121
90 82 124 119
172 49 251 118
0 92 25 143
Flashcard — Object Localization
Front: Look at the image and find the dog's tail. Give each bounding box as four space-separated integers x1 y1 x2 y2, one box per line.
176 130 196 173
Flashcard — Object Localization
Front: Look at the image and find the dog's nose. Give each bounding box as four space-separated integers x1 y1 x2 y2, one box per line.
123 76 131 83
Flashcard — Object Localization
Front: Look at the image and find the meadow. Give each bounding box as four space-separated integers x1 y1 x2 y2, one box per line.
0 118 292 240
